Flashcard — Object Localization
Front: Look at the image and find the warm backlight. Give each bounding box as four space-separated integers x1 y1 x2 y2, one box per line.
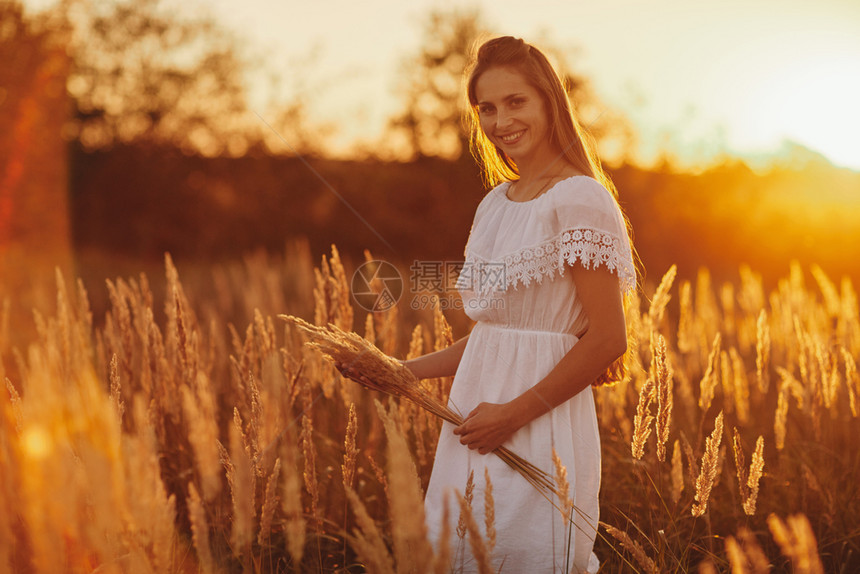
733 50 860 170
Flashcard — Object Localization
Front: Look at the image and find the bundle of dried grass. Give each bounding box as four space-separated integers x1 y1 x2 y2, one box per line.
280 314 555 496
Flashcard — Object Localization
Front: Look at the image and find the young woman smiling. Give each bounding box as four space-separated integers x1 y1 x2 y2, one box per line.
402 36 637 573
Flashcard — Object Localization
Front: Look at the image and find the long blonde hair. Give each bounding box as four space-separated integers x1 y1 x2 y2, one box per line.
464 35 637 386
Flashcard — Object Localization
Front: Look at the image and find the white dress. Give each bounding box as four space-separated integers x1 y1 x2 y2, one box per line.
423 175 635 573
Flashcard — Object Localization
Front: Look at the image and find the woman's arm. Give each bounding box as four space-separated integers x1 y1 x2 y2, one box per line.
453 265 627 454
401 334 471 380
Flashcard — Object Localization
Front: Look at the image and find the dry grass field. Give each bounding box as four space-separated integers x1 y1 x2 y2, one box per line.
1 241 858 573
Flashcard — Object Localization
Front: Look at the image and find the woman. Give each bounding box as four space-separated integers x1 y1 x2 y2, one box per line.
402 36 636 572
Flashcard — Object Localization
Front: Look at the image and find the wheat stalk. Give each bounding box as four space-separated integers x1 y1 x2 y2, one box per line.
647 264 677 331
732 427 750 504
457 470 475 540
720 350 733 415
342 402 358 490
552 447 573 525
842 347 858 417
603 524 659 574
258 458 281 546
301 406 320 532
280 314 556 496
699 333 722 411
653 333 673 462
367 452 390 501
774 384 789 451
108 353 124 422
670 439 684 505
692 411 724 517
456 491 494 574
743 436 765 516
755 310 771 393
730 347 750 424
631 378 655 460
677 280 694 353
483 467 496 553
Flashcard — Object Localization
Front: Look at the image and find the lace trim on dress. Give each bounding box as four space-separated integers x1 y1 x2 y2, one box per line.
460 227 636 295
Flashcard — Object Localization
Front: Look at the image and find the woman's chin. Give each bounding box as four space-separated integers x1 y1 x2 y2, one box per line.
498 142 528 162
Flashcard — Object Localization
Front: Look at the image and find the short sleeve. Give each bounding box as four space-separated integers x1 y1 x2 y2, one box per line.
548 178 636 294
462 177 636 296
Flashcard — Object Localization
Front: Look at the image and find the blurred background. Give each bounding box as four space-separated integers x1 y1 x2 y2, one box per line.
2 0 859 332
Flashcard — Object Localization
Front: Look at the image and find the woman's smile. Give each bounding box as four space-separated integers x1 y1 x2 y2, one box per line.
499 129 526 144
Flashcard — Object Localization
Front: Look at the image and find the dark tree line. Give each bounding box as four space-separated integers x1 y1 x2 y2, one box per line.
8 0 629 160
7 0 857 299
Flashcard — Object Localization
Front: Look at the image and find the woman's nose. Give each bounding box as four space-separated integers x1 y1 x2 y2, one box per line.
496 107 514 130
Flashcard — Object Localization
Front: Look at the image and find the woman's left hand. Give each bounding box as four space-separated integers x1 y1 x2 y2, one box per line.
453 402 522 455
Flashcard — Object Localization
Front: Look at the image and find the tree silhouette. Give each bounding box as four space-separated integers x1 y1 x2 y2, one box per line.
387 8 487 161
51 0 253 156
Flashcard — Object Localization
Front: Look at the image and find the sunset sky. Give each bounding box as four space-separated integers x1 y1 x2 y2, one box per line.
24 0 860 170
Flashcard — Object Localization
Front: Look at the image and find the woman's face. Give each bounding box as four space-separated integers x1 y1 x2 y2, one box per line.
474 66 554 167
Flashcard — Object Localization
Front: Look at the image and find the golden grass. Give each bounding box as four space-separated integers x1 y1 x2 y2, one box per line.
552 447 572 525
603 523 659 574
456 490 493 574
456 469 475 542
482 467 496 553
0 246 857 572
692 411 724 517
631 377 655 460
768 513 825 574
653 333 673 462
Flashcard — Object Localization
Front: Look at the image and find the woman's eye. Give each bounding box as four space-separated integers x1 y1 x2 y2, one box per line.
511 98 525 106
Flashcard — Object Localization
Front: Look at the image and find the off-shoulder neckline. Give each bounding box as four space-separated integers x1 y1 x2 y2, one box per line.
497 175 595 204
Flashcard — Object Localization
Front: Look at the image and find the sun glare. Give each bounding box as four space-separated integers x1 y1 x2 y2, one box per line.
733 49 860 169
